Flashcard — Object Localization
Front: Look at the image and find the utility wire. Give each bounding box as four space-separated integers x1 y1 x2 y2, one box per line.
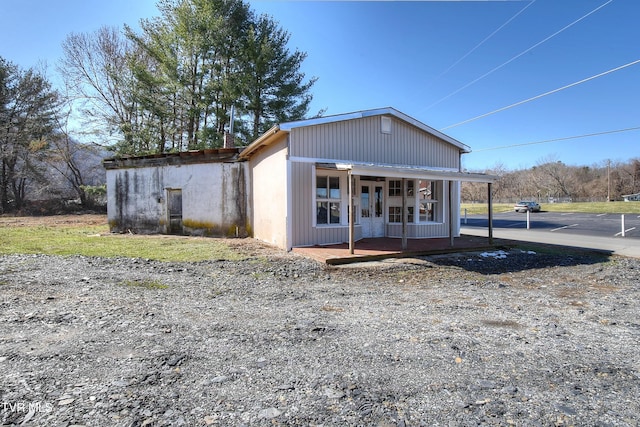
428 0 536 87
424 0 614 111
473 126 640 152
442 58 640 130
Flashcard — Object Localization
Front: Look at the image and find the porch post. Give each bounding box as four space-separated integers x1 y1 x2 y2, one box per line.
348 171 355 254
402 178 407 250
488 182 494 244
449 180 454 246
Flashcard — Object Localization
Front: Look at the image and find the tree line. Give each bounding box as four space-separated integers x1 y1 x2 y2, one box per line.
462 156 640 203
0 0 318 213
2 0 637 214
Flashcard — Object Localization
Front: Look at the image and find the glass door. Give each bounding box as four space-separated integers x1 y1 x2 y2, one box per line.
360 182 384 238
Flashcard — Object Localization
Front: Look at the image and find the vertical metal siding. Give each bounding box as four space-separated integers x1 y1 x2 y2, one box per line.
290 115 460 169
386 223 449 238
287 115 463 247
290 161 352 247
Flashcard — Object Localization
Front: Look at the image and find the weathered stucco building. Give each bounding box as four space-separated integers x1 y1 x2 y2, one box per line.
104 107 494 250
104 149 249 237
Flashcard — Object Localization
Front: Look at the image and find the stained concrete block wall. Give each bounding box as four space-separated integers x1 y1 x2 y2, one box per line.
106 162 250 237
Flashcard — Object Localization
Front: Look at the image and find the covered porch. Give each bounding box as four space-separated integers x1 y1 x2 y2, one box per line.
292 234 498 265
324 162 497 254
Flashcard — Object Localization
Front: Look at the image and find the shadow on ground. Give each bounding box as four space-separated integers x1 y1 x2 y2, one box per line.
463 217 574 230
422 242 612 275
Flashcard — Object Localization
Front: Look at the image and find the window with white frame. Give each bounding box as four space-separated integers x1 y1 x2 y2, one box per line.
387 179 415 223
418 180 441 222
388 206 402 223
316 174 341 225
388 180 402 197
387 179 443 223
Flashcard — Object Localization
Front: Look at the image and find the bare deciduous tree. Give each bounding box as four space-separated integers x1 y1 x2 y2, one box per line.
462 155 639 203
59 26 142 151
45 95 104 208
0 57 60 212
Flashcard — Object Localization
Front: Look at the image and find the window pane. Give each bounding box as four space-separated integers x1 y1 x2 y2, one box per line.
408 206 414 223
316 176 327 198
417 180 440 222
388 206 401 223
329 177 340 199
361 186 370 218
374 186 383 217
420 202 435 222
419 203 427 222
389 180 401 197
330 202 340 224
317 201 328 224
419 180 433 199
407 180 415 196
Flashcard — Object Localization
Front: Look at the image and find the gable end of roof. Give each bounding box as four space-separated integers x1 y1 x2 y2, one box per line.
239 107 470 159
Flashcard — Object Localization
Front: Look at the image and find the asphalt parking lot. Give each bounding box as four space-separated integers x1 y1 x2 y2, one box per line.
462 210 640 239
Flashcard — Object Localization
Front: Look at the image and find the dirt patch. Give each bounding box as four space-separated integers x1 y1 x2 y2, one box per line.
0 214 108 228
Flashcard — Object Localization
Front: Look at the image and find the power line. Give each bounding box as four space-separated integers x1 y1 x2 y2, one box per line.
473 126 640 152
424 0 614 111
442 58 640 130
427 0 536 87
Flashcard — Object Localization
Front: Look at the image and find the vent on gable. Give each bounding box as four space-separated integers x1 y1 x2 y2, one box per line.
381 116 392 134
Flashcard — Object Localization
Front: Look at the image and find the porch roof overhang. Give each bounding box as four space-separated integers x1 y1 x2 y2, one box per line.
317 162 497 183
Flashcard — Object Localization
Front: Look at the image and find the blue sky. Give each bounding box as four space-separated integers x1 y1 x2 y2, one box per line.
2 0 638 171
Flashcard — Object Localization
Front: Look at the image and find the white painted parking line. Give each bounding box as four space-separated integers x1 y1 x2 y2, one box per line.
596 213 607 217
560 213 575 216
551 224 579 232
615 227 636 237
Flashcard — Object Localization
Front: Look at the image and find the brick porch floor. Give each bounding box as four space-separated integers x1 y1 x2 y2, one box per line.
292 235 497 265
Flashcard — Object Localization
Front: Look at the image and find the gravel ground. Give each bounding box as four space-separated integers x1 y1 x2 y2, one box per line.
1 240 639 426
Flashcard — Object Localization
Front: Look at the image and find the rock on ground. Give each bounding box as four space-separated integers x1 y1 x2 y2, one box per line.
0 246 639 426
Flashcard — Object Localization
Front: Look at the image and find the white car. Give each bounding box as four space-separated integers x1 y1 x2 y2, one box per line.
514 201 541 213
